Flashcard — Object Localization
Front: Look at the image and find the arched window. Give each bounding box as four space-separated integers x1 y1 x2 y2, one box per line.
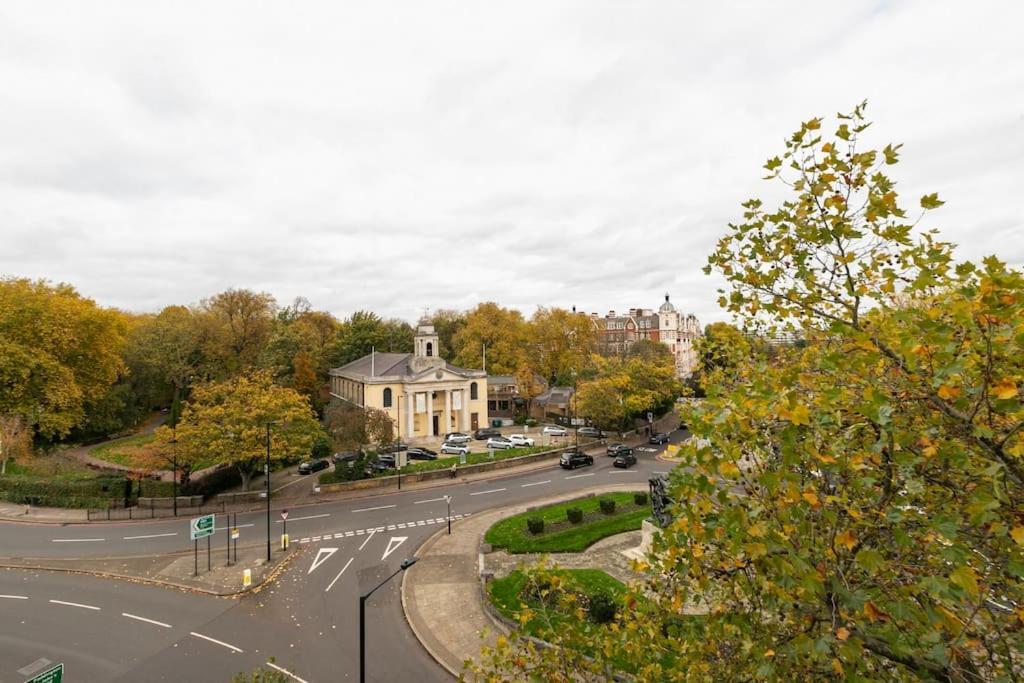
426 342 433 357
470 382 478 400
383 387 392 408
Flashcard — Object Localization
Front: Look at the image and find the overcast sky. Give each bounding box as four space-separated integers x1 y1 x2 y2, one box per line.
1 1 1021 325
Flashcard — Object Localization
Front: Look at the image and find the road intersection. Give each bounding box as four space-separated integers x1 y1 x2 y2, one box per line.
1 430 685 682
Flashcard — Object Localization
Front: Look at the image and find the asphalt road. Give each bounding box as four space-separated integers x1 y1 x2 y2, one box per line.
0 430 686 682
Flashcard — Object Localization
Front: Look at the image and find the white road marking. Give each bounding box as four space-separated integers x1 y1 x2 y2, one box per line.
122 612 172 628
414 497 446 504
358 529 377 551
352 504 396 513
344 531 354 537
565 473 594 479
324 557 354 593
190 631 243 653
49 599 100 610
276 513 329 523
653 470 668 474
300 537 310 543
0 595 28 600
521 480 551 487
397 523 407 528
123 532 177 540
470 488 506 496
267 661 310 683
308 548 338 575
51 538 104 543
312 536 322 542
355 529 365 535
386 525 396 531
381 536 408 561
608 470 636 474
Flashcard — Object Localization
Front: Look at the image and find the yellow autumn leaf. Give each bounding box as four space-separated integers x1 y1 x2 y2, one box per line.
836 626 850 641
789 403 811 425
937 384 961 400
835 530 857 551
764 649 775 658
992 379 1018 400
831 659 845 675
802 491 821 508
718 460 741 478
863 601 889 622
1010 526 1024 547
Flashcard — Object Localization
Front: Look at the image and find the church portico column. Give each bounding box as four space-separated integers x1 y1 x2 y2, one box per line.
406 390 414 437
426 390 434 437
461 387 470 431
443 389 452 436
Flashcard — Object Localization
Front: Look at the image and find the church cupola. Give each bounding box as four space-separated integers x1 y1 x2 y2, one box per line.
411 318 444 373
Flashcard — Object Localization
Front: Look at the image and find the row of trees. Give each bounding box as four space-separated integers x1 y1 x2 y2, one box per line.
474 106 1023 680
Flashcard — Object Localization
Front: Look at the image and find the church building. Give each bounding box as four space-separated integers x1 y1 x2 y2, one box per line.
328 321 489 441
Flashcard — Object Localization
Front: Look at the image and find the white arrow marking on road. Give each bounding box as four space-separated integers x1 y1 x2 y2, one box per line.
307 547 338 575
381 536 408 561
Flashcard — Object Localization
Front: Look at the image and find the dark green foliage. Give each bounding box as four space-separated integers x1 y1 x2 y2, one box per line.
633 491 648 506
566 507 583 524
598 498 616 514
587 592 617 624
527 517 544 534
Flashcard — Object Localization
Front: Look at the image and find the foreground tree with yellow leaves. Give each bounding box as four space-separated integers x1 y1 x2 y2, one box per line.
471 104 1022 681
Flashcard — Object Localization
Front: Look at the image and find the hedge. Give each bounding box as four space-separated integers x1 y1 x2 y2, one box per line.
0 474 130 508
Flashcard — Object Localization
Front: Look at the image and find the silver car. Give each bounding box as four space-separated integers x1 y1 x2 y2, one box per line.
542 425 568 436
440 442 470 456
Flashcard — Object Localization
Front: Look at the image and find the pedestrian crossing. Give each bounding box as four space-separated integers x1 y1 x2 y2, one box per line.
297 513 469 544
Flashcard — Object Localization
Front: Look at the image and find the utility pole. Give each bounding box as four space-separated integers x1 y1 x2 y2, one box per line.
172 422 178 517
265 421 272 562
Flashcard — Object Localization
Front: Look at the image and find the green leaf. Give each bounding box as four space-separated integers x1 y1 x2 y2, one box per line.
920 193 945 209
855 548 885 573
949 566 979 597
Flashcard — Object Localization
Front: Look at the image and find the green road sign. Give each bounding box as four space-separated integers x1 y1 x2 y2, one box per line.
190 514 215 540
25 663 62 683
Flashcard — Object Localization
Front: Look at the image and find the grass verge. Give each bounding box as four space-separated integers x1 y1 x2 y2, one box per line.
485 491 648 553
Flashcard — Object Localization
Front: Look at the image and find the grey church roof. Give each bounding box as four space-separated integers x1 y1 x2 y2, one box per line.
329 353 483 380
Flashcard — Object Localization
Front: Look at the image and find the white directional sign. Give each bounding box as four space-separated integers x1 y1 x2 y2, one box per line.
381 536 407 561
190 514 215 540
308 547 338 574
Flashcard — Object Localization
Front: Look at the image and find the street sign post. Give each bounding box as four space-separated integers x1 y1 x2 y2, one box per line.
190 514 215 540
24 662 62 683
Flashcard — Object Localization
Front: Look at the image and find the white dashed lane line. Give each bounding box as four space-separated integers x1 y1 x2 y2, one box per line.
565 473 594 480
51 538 105 543
414 497 447 504
124 532 178 540
122 612 172 628
469 488 506 496
276 513 329 523
296 514 468 545
352 504 396 513
267 661 310 683
190 631 244 654
0 594 28 600
49 599 100 611
521 480 551 487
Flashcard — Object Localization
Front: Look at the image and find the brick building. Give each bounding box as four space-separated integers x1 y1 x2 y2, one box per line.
590 294 701 378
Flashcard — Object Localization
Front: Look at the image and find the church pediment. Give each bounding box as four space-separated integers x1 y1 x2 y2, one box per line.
407 366 473 383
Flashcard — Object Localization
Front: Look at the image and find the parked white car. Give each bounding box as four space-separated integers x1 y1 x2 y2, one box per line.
542 425 568 436
444 432 472 444
508 434 534 447
440 442 470 456
486 436 516 450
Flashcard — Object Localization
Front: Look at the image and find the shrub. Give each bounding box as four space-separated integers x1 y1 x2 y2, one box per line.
525 418 539 427
634 492 648 506
526 517 544 535
588 592 617 624
566 507 583 524
311 434 332 459
599 498 616 515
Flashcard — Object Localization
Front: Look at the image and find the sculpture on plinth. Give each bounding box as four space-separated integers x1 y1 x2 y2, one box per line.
649 475 674 528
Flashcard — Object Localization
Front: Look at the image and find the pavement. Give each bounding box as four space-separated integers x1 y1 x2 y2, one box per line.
401 483 647 678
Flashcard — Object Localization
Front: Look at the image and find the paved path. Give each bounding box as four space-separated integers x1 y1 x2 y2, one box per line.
401 483 646 678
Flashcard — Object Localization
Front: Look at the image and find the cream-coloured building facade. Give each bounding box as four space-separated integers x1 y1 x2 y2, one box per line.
328 322 489 440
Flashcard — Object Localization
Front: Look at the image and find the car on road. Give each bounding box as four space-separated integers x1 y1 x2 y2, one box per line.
407 447 438 461
372 454 397 471
298 459 329 474
440 442 470 456
577 426 606 439
612 449 637 468
648 432 670 444
379 442 409 453
444 432 472 444
607 443 630 457
542 425 568 436
486 436 516 450
559 450 594 469
473 428 501 440
508 434 534 447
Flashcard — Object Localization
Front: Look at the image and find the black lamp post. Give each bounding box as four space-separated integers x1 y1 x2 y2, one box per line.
171 423 178 517
265 421 276 562
360 558 418 683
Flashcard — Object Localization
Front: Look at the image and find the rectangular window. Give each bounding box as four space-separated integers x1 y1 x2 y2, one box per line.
488 400 497 410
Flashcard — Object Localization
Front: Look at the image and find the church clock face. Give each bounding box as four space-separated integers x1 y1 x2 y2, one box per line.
435 370 443 379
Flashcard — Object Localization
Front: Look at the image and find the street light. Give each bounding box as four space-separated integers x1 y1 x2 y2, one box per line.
360 558 418 683
265 420 279 562
445 495 452 535
171 422 178 517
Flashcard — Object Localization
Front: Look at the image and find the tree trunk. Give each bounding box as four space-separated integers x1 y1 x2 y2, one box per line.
239 466 252 492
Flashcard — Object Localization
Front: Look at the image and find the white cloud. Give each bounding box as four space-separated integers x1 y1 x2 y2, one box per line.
1 0 1021 325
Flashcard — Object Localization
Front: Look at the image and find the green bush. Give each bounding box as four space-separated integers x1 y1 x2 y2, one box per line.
311 434 332 459
588 592 617 624
526 517 544 535
634 492 648 506
525 418 539 427
599 498 616 515
566 507 583 524
0 474 129 508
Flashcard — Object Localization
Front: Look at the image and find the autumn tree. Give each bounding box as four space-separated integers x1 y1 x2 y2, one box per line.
474 105 1024 681
0 415 31 475
324 405 393 451
0 278 127 440
576 352 678 433
124 305 203 414
525 307 598 385
157 371 320 491
428 308 467 360
326 311 413 367
196 289 277 378
452 302 526 374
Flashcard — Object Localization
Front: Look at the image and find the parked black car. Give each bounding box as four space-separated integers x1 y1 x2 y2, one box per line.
613 450 637 468
379 442 409 454
370 454 397 472
648 432 670 444
577 426 606 439
407 447 438 461
559 450 594 469
607 443 631 457
298 459 329 474
473 428 501 440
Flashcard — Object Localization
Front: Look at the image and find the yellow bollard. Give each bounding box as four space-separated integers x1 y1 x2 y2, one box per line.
281 533 289 550
243 568 252 588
